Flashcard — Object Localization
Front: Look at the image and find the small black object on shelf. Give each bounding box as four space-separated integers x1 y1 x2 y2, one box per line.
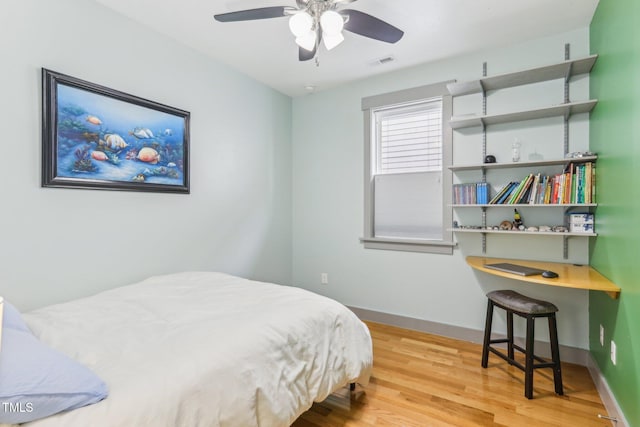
513 209 523 228
484 155 496 163
542 270 559 278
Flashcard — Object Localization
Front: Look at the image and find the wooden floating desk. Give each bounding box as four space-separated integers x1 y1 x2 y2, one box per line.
466 256 621 299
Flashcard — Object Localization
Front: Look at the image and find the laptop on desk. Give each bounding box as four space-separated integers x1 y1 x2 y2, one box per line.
484 262 546 276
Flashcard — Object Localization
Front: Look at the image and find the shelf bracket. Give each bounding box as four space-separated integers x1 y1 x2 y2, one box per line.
562 205 571 259
564 115 570 155
480 61 488 255
482 62 488 157
564 44 570 156
481 207 487 254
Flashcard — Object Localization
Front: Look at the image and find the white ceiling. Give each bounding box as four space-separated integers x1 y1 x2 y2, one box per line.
95 0 599 97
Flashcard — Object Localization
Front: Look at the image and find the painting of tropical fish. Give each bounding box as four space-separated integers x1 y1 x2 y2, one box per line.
42 68 190 193
130 127 154 139
86 115 102 125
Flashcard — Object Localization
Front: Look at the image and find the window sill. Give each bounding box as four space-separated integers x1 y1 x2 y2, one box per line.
359 237 456 254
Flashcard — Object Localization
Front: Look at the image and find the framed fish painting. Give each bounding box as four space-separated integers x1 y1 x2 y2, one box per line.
42 68 190 193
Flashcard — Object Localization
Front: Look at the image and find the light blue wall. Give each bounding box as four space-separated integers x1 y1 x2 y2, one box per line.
0 0 292 310
292 29 595 349
0 0 597 353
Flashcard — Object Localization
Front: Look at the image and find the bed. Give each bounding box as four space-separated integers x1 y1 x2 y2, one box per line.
0 272 373 426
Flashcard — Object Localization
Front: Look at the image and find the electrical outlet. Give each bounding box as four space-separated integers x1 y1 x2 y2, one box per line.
610 340 617 365
321 273 328 285
600 324 604 346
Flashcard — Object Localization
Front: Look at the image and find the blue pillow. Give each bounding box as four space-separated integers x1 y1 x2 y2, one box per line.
0 302 108 424
2 300 31 332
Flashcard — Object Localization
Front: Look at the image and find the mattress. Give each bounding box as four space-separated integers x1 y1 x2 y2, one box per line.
19 272 373 426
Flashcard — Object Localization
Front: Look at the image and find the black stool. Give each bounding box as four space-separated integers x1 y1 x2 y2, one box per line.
481 290 563 399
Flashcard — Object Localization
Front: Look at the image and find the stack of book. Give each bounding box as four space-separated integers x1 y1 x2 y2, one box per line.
488 162 596 205
453 182 489 204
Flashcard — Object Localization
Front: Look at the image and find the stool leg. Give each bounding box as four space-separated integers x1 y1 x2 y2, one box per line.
524 315 535 399
548 314 564 395
481 300 494 368
507 310 514 362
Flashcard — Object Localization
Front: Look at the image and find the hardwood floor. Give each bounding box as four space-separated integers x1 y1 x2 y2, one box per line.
293 321 610 426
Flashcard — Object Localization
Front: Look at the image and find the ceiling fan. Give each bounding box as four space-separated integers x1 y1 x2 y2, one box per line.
214 0 404 62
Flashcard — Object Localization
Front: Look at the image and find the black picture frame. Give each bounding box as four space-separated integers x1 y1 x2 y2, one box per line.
42 68 190 194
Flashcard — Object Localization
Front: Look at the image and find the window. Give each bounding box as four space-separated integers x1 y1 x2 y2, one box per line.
361 82 454 254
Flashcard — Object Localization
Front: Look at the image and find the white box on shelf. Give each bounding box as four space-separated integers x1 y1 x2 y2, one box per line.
569 213 594 225
570 223 595 233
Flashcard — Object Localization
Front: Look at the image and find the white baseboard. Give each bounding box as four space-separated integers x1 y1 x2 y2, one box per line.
586 354 629 427
349 306 628 425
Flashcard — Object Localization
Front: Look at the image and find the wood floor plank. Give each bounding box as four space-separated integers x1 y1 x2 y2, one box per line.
293 321 610 426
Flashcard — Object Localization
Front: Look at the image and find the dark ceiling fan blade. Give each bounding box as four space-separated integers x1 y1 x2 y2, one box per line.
214 7 289 22
341 9 404 43
299 28 321 62
299 45 316 61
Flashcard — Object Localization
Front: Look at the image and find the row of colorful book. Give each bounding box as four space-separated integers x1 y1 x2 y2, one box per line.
489 162 596 205
453 182 489 204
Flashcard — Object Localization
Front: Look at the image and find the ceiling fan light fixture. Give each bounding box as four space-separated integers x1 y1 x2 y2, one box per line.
295 31 317 51
215 4 405 62
320 10 344 35
323 32 344 50
289 11 314 38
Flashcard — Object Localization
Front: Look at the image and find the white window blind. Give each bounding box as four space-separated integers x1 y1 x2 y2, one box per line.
375 99 443 175
371 97 444 241
374 172 443 240
361 81 453 254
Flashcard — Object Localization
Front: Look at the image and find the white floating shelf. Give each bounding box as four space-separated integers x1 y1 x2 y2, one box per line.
449 156 598 172
449 100 597 130
451 204 597 208
447 55 598 96
449 228 597 237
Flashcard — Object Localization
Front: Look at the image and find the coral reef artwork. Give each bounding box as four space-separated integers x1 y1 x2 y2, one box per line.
43 69 189 193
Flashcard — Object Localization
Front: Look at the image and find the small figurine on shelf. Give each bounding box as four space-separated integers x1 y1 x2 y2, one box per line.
499 220 512 230
512 138 522 162
513 209 523 229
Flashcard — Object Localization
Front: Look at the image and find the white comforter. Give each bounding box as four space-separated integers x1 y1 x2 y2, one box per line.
21 272 372 427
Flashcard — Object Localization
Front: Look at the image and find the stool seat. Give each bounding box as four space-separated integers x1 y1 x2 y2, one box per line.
482 290 563 399
487 290 558 315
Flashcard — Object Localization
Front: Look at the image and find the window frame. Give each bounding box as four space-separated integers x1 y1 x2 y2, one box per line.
360 82 455 254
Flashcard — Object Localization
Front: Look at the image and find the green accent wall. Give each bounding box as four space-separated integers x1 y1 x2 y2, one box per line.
590 0 640 424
